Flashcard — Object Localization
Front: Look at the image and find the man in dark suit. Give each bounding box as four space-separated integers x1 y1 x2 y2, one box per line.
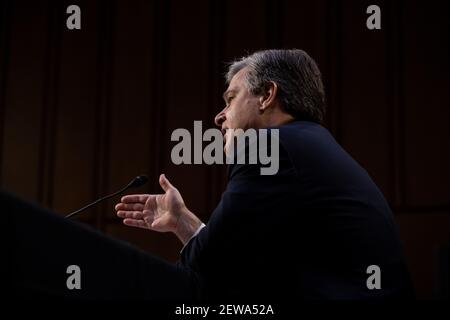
115 49 415 300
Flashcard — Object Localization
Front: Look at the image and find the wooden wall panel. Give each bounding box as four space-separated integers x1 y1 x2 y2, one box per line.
164 0 211 222
396 213 450 298
205 0 229 212
281 0 330 137
51 0 100 219
340 0 392 201
1 0 49 202
106 0 154 220
99 0 165 257
282 0 326 62
222 0 267 60
403 0 450 207
0 0 11 184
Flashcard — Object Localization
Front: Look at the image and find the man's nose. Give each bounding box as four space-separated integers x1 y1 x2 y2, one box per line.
214 108 226 127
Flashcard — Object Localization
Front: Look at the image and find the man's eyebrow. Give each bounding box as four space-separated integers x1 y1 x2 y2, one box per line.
223 89 237 101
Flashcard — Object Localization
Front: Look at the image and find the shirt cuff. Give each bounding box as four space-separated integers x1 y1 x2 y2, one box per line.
179 223 206 254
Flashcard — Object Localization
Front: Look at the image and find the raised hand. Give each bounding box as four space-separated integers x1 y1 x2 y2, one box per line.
115 174 203 244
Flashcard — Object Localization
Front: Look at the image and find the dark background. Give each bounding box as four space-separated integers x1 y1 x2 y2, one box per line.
1 0 449 299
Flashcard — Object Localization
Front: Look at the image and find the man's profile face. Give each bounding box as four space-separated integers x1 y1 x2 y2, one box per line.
215 67 262 154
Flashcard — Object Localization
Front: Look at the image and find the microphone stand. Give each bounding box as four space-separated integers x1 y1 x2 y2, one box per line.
66 175 148 219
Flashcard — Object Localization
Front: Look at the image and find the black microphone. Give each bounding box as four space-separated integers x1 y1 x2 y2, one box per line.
66 175 149 219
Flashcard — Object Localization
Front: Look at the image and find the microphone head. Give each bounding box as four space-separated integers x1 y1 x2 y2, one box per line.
128 175 149 188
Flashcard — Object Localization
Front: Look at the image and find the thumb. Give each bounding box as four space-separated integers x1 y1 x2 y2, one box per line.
159 173 175 192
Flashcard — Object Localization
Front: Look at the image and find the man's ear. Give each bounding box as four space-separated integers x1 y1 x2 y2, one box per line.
258 81 278 112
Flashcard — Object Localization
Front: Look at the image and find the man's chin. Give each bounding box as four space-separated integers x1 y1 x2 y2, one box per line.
222 133 228 153
224 142 230 157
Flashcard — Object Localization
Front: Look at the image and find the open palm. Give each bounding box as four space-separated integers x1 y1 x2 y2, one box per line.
115 174 186 233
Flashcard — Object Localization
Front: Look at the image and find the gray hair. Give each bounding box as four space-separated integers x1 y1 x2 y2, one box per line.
226 49 326 123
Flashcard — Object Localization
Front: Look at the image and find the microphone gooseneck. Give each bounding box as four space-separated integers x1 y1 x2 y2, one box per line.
128 175 148 188
65 175 148 219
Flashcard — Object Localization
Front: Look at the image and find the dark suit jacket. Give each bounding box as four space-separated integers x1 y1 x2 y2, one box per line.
180 120 414 300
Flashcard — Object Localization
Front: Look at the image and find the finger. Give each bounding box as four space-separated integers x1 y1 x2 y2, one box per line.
159 174 175 192
121 194 149 203
123 218 148 229
117 210 144 219
115 203 144 211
